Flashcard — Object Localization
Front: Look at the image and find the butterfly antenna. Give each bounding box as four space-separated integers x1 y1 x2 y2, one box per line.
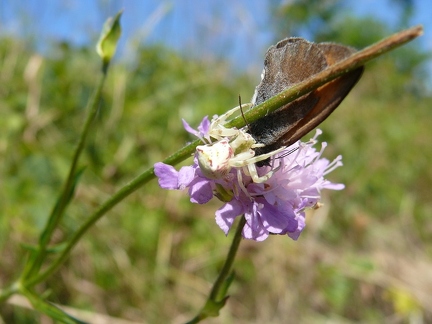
277 146 299 160
276 137 317 161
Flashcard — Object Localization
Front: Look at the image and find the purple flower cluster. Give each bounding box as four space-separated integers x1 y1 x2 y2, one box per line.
154 115 344 241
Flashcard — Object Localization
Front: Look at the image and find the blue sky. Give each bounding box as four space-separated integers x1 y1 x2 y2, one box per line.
1 0 430 80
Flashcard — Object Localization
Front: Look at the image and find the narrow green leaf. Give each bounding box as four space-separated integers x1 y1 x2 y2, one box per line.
21 287 88 323
216 271 235 301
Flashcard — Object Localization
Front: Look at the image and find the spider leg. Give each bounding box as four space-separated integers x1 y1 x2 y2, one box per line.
230 146 286 168
211 105 242 127
246 163 272 183
209 104 253 140
237 146 286 183
236 168 252 197
246 160 283 183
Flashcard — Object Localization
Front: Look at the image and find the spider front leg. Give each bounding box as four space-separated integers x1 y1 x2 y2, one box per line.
208 103 252 140
245 161 283 183
215 102 252 124
230 146 286 183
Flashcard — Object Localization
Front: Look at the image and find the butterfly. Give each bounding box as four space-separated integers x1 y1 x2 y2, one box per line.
248 37 364 166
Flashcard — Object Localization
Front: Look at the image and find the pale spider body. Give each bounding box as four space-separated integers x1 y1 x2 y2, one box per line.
196 106 286 184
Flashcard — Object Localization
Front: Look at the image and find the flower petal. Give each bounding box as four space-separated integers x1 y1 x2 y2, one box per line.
215 200 244 235
256 199 290 233
189 177 213 204
177 166 196 189
287 212 306 240
154 162 180 189
197 116 210 137
182 119 200 137
243 212 269 241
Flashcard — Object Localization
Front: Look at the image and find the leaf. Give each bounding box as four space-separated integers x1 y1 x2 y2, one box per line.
21 287 88 323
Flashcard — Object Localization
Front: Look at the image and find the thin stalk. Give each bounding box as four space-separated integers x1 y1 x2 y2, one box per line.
24 139 198 288
21 66 109 281
209 216 246 301
186 216 246 324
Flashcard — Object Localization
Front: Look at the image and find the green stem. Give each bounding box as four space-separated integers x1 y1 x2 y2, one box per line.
209 216 246 301
186 216 246 324
21 66 109 281
24 139 199 288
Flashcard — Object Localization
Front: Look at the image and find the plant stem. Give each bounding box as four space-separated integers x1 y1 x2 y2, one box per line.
210 216 245 301
21 66 108 281
186 216 246 324
24 139 199 288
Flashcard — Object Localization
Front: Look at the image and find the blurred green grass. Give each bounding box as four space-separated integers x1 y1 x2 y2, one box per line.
0 22 432 323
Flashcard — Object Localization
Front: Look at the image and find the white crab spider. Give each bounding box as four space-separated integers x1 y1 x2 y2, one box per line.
196 105 286 184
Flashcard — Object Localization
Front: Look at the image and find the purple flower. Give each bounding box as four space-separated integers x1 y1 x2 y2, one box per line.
154 115 344 241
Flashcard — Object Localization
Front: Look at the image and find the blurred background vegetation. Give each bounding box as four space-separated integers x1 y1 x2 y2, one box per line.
0 0 431 323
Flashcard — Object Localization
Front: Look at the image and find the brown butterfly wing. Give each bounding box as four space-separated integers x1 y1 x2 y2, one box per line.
277 43 364 148
248 38 363 160
249 38 326 154
251 38 327 105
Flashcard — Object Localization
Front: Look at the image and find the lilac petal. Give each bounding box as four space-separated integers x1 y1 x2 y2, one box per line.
182 116 211 141
287 212 306 240
154 162 180 189
177 166 196 189
215 200 244 235
263 186 296 205
285 212 301 233
322 182 345 190
289 174 318 190
197 116 210 136
300 187 321 202
182 119 200 137
288 232 301 240
256 199 289 233
301 186 320 196
242 215 269 241
189 177 213 204
284 212 306 241
313 159 330 173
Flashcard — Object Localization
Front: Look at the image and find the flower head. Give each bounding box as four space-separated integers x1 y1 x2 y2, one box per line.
155 113 344 241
